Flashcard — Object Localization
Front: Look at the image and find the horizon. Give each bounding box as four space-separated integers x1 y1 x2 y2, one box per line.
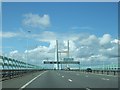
1 2 119 69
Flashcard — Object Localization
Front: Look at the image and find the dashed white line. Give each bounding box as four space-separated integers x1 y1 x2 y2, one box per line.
86 87 91 90
62 76 64 78
76 74 79 75
86 75 88 77
57 73 60 76
68 79 72 82
19 71 47 90
101 78 109 81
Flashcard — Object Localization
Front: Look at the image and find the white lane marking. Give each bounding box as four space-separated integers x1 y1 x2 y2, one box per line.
57 73 60 76
19 71 47 90
86 87 91 90
76 74 79 75
62 76 64 78
68 79 72 82
86 75 88 77
101 78 109 81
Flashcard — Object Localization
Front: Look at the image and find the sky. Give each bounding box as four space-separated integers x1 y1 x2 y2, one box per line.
1 2 119 69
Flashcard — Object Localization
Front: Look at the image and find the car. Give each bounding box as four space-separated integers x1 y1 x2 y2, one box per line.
86 68 92 72
65 67 70 71
67 67 70 70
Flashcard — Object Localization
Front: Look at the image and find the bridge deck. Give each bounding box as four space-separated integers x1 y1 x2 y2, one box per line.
2 70 119 89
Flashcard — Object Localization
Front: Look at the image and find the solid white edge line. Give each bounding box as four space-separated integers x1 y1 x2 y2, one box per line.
19 71 47 90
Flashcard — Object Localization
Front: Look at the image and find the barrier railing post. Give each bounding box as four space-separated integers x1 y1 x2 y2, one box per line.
107 70 109 75
114 71 115 75
1 55 42 81
101 70 103 74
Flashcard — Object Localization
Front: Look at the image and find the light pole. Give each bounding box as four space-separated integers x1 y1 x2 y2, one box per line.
56 40 59 70
59 52 62 70
102 60 105 70
26 30 31 69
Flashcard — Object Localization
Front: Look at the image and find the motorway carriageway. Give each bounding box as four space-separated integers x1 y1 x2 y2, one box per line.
2 70 119 89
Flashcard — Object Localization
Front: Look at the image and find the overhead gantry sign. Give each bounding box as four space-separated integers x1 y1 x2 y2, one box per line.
43 61 80 64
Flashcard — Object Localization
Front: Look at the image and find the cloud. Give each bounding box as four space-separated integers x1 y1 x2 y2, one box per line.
10 50 18 55
23 13 51 29
79 35 99 46
0 31 20 38
111 39 120 44
71 26 93 30
99 34 112 45
37 31 56 41
9 50 26 61
25 46 49 53
69 34 118 66
5 33 119 68
99 45 118 58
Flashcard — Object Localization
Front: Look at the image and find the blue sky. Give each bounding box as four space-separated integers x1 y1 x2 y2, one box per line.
3 2 118 34
1 2 119 67
2 2 118 52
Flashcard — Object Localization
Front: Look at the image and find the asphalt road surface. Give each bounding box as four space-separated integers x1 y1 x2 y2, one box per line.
2 70 119 89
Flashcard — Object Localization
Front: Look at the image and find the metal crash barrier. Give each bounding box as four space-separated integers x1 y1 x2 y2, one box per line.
0 56 43 81
80 68 120 75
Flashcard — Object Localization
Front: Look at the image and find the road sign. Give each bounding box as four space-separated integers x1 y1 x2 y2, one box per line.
44 61 80 64
63 58 74 61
